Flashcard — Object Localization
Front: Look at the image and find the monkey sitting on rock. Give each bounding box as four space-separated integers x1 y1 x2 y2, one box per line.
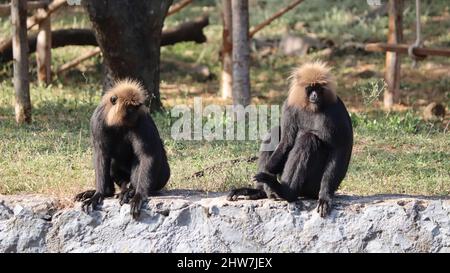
228 61 353 217
74 79 170 219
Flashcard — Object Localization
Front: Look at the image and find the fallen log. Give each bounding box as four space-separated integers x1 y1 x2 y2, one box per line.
365 43 450 57
0 16 209 63
56 47 101 74
249 0 304 38
167 0 193 16
0 1 50 17
161 15 208 46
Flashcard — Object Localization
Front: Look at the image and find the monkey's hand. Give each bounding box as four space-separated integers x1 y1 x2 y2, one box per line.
130 192 146 220
226 189 240 201
74 189 96 202
253 172 277 186
317 196 332 217
118 187 135 206
81 192 104 213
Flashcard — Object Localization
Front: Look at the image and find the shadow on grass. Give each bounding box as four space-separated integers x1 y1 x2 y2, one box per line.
154 190 450 202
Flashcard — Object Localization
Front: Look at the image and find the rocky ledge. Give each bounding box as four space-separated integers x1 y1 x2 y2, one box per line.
0 191 449 253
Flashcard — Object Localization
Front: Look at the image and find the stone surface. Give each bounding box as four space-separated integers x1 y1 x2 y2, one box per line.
0 191 449 253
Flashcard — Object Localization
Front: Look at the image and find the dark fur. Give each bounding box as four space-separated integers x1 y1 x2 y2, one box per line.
228 63 353 217
74 80 170 219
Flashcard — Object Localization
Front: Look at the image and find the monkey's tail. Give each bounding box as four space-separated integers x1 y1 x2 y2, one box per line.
253 172 298 202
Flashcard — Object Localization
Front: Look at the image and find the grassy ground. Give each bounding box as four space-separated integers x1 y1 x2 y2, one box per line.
0 1 449 203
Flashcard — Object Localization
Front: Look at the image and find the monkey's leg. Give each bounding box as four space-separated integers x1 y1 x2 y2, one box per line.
258 126 280 173
148 157 170 192
74 190 96 202
255 132 317 202
118 184 135 206
288 133 333 217
81 149 114 213
227 127 279 201
76 153 123 202
110 160 133 205
300 137 328 199
227 187 267 201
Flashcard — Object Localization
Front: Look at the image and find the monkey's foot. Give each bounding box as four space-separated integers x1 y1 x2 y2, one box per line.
130 193 145 220
317 198 332 217
81 192 104 213
74 190 96 202
118 188 135 206
226 189 240 201
226 188 267 201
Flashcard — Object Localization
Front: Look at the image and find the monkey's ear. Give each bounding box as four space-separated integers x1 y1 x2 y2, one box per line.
110 95 118 105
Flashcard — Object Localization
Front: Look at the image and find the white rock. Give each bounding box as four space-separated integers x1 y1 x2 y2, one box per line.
0 192 449 253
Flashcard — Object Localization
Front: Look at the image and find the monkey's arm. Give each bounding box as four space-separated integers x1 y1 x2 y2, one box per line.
129 127 159 219
317 146 350 217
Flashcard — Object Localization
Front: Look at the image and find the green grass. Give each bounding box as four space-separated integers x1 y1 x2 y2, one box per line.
0 81 448 198
0 1 449 199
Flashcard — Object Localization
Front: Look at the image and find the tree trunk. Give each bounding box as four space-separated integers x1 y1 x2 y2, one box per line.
83 0 173 111
384 0 403 110
231 0 251 106
11 0 31 124
220 0 233 100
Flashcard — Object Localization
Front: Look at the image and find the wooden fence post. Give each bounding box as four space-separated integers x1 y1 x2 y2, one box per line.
384 0 403 109
231 0 251 106
36 1 51 85
220 0 233 99
11 0 31 124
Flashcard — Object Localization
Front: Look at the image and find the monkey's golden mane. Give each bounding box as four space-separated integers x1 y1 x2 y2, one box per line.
287 61 337 111
102 78 147 127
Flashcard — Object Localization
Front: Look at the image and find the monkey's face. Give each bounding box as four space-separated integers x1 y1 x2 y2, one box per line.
108 94 143 127
306 83 325 105
103 80 146 127
287 62 337 112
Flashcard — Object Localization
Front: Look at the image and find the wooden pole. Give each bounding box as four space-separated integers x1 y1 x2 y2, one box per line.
27 0 67 30
220 0 233 99
0 1 49 17
249 0 304 38
1 0 66 58
36 1 51 85
231 0 251 106
365 43 450 57
11 0 31 124
384 0 403 110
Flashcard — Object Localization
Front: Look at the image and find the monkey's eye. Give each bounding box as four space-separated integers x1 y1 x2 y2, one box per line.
110 95 118 105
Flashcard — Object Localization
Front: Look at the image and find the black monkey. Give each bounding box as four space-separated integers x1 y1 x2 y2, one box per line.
228 62 353 217
74 79 170 219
